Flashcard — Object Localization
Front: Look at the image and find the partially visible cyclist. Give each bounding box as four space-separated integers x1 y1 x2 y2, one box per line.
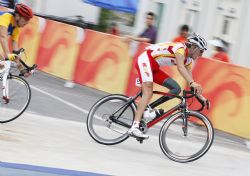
0 3 33 76
128 33 209 139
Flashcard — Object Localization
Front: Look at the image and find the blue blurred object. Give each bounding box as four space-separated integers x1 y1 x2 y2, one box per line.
84 0 138 14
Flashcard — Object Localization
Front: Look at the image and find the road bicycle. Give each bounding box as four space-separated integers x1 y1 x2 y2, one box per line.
0 48 37 123
87 85 214 163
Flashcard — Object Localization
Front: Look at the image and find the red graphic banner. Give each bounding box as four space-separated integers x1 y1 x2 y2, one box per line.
35 20 81 80
1 7 248 139
192 58 250 138
73 30 132 93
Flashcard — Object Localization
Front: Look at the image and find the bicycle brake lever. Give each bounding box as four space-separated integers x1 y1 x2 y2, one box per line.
206 100 210 110
19 48 25 53
29 64 38 75
31 64 37 70
190 87 195 94
27 64 37 71
13 48 25 55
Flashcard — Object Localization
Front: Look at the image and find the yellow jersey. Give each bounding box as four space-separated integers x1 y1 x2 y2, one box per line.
0 11 20 42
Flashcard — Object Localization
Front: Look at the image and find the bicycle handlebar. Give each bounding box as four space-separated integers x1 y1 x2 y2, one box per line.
137 85 210 112
182 87 210 112
14 48 25 55
182 87 196 99
195 96 210 111
13 48 37 71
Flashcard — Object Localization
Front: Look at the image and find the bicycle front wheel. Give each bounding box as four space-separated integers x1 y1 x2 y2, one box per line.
159 111 214 163
87 94 136 145
0 75 31 123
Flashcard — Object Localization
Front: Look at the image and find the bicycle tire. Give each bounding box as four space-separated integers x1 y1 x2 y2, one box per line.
87 94 136 145
159 111 214 163
0 75 31 123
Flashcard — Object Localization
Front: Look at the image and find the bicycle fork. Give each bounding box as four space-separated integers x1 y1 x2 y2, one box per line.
181 113 189 136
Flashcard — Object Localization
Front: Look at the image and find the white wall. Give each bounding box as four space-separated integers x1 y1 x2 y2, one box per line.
231 0 250 66
21 0 100 24
157 0 187 42
134 0 250 67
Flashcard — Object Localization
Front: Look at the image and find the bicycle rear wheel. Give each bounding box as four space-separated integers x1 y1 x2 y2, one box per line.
0 75 31 123
87 94 136 145
159 111 214 163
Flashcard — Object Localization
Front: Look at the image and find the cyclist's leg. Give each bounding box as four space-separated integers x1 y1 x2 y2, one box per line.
150 70 181 108
163 77 181 95
129 51 156 138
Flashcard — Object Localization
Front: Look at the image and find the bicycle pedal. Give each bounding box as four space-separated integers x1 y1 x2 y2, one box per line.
136 137 145 144
128 133 149 141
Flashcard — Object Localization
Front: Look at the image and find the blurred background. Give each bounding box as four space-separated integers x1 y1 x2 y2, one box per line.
1 1 250 174
14 0 250 67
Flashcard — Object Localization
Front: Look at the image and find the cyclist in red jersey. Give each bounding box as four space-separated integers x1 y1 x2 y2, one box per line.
128 34 209 138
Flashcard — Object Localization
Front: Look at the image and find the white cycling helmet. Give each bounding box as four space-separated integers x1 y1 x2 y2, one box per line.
187 33 207 50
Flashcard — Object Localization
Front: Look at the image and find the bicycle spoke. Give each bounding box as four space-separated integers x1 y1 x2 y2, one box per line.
159 111 214 162
0 75 31 123
87 95 136 145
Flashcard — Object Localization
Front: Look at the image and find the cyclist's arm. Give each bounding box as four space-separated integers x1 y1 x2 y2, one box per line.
187 62 205 100
12 40 19 52
175 53 194 84
182 60 203 94
132 36 151 43
0 26 11 58
186 66 193 79
124 35 151 43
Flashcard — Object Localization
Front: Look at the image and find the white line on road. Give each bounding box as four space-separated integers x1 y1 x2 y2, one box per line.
30 85 89 115
30 86 246 149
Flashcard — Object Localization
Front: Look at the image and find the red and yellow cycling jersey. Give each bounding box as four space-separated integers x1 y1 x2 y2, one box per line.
146 42 192 70
0 11 20 42
136 42 193 84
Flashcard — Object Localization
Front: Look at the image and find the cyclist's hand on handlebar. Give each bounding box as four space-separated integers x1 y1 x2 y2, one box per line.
9 48 25 60
190 82 202 95
6 53 18 61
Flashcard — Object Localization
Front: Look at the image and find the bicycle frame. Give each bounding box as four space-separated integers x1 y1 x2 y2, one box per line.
87 85 214 161
142 90 187 128
0 60 12 98
110 90 188 129
0 48 37 102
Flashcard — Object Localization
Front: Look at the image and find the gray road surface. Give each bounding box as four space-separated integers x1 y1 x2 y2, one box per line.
0 71 250 176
